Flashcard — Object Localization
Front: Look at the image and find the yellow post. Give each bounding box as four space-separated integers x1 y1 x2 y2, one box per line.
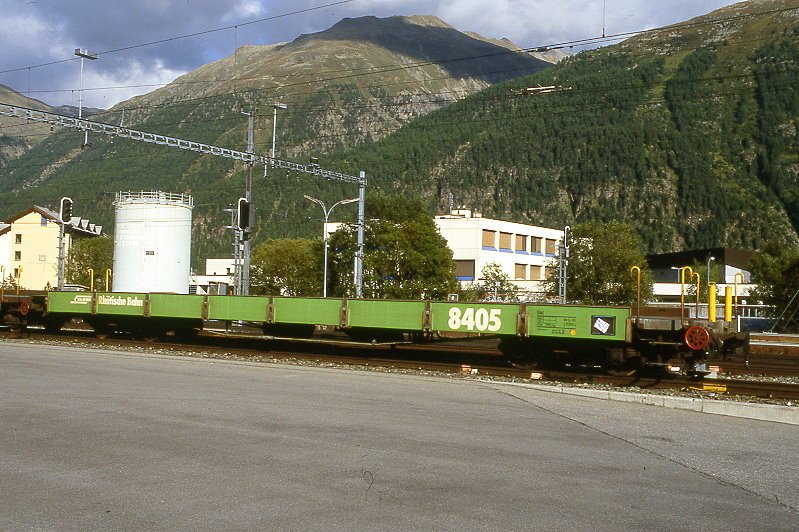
88 268 95 292
708 282 717 323
733 272 745 318
15 266 22 296
678 266 693 324
629 266 641 321
105 269 112 292
724 286 733 322
691 271 700 318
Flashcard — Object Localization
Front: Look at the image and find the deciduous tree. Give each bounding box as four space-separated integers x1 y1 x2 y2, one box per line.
327 193 457 299
546 221 653 305
66 237 113 289
250 238 322 296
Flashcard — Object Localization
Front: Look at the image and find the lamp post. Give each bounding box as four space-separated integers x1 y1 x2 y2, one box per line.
74 48 98 147
271 102 287 159
304 195 358 297
707 256 715 284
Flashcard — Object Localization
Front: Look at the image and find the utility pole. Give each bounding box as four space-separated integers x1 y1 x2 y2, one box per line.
74 49 98 147
224 207 241 294
241 109 255 296
558 226 570 304
355 172 366 298
57 197 73 290
271 102 287 158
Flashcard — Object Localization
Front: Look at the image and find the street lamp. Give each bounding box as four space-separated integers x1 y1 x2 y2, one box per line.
304 195 358 297
706 256 715 284
271 102 288 159
74 48 98 147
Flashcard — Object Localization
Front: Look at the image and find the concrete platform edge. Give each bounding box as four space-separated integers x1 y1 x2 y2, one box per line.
494 381 799 425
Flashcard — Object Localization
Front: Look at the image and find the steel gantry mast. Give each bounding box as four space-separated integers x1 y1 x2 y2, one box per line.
0 102 367 298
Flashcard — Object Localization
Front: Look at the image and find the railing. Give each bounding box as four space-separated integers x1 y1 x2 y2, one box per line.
115 191 194 207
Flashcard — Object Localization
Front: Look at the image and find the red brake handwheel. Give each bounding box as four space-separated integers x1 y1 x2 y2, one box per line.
684 325 711 351
19 299 31 316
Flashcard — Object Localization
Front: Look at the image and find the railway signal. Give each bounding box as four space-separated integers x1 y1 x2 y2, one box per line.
57 197 74 290
237 198 251 235
59 197 73 223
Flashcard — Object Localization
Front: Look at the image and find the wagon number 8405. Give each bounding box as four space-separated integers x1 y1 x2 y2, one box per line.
448 307 502 332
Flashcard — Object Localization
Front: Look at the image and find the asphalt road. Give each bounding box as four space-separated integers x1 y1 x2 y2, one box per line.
1 341 797 530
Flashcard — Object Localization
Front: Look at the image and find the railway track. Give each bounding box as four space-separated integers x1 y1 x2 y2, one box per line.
3 326 799 402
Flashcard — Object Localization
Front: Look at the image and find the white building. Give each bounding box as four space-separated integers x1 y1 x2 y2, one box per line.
189 258 236 295
433 209 563 293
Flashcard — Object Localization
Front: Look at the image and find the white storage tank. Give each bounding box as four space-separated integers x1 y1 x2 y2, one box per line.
112 191 193 294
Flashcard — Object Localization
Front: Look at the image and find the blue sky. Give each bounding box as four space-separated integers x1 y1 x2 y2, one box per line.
0 0 741 108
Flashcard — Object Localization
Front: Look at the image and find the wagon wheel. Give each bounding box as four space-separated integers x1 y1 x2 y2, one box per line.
683 326 711 351
606 352 642 377
506 352 540 370
94 324 114 339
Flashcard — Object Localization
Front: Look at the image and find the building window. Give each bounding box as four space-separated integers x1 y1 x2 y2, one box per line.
538 266 547 280
14 251 21 261
531 237 543 254
454 260 476 280
481 230 496 249
499 232 512 251
545 239 557 255
515 234 527 253
515 263 527 280
15 233 22 244
39 254 47 262
13 268 19 278
41 215 48 226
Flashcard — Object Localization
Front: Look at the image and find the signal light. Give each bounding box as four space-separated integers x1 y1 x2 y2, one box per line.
59 197 73 224
237 198 250 233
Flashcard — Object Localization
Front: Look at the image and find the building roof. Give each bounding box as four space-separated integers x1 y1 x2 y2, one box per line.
646 248 753 271
2 205 103 236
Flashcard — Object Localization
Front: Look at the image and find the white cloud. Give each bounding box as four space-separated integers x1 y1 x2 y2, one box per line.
225 0 267 21
79 61 187 109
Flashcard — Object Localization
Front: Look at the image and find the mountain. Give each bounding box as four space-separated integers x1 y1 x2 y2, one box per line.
113 15 553 157
3 2 799 263
322 0 799 252
51 105 105 118
0 84 55 166
0 15 553 262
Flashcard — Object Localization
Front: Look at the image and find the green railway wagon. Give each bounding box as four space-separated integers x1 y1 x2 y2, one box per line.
46 292 630 343
38 291 746 375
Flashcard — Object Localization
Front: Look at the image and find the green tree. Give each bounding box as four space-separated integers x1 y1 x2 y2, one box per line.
546 221 653 305
461 263 518 302
750 241 799 319
66 237 114 289
327 193 457 299
250 238 322 296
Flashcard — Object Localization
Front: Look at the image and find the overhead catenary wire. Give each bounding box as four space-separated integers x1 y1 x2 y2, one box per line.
1 70 795 173
2 47 794 141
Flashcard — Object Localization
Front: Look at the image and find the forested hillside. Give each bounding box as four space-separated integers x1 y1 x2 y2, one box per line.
324 0 799 252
